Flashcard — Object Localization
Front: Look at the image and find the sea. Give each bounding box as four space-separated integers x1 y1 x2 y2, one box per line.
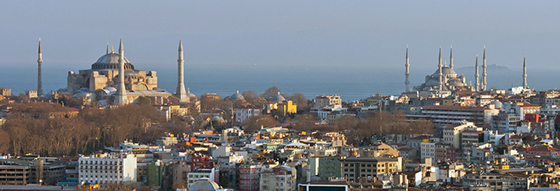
1 65 559 102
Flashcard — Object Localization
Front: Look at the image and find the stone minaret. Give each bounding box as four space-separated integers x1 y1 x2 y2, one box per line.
37 39 43 97
474 54 479 91
438 46 443 91
405 45 410 92
522 55 527 89
115 37 128 106
449 45 453 69
176 40 188 102
481 46 487 91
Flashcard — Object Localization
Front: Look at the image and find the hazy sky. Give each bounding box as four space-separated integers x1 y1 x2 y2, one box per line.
1 1 560 73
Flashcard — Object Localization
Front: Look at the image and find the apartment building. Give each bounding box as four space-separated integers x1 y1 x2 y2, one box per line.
340 157 402 182
78 154 137 185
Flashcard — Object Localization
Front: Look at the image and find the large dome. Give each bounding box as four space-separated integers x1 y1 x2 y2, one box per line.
433 66 457 76
271 92 286 102
91 53 135 70
230 90 245 101
189 178 220 191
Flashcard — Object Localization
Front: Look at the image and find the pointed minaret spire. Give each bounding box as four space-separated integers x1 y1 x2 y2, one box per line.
106 41 109 54
176 39 188 102
439 46 443 91
522 55 527 89
115 37 128 106
438 46 442 68
405 45 410 92
475 54 479 92
37 38 43 97
449 45 453 69
482 46 487 91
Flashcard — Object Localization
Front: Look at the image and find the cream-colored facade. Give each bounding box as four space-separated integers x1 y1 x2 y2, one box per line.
65 40 190 106
340 157 402 182
313 95 342 109
67 51 159 94
359 143 399 158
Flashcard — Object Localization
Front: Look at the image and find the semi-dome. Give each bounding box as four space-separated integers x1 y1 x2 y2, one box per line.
490 100 503 109
271 92 286 102
449 79 463 86
230 90 245 101
189 178 220 191
91 53 135 70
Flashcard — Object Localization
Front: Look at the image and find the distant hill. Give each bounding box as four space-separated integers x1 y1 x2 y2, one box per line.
457 64 511 72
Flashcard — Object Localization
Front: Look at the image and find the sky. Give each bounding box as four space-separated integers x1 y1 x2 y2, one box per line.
1 1 560 94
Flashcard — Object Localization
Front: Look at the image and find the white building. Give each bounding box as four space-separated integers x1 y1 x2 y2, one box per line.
78 153 137 185
234 106 260 123
317 107 348 121
442 121 481 149
187 169 216 188
313 95 342 109
420 142 436 161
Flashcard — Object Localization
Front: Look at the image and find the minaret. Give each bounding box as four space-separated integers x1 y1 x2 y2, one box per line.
449 45 453 69
405 45 410 92
115 37 128 106
482 46 487 91
176 40 188 102
474 54 479 91
106 41 109 54
37 39 43 97
439 46 443 91
522 55 527 89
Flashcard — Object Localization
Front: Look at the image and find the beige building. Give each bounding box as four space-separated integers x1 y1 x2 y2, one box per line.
259 165 296 191
313 95 342 109
340 157 402 182
173 157 191 185
67 49 159 94
359 143 399 158
64 40 190 106
442 121 482 149
0 88 11 97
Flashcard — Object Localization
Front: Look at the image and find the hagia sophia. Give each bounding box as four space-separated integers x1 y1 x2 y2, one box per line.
60 38 189 106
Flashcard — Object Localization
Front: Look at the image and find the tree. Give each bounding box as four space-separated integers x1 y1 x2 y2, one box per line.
243 115 279 132
172 180 188 190
288 93 310 113
332 115 359 131
242 90 266 107
262 86 280 100
292 114 317 131
408 118 435 134
0 130 10 155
